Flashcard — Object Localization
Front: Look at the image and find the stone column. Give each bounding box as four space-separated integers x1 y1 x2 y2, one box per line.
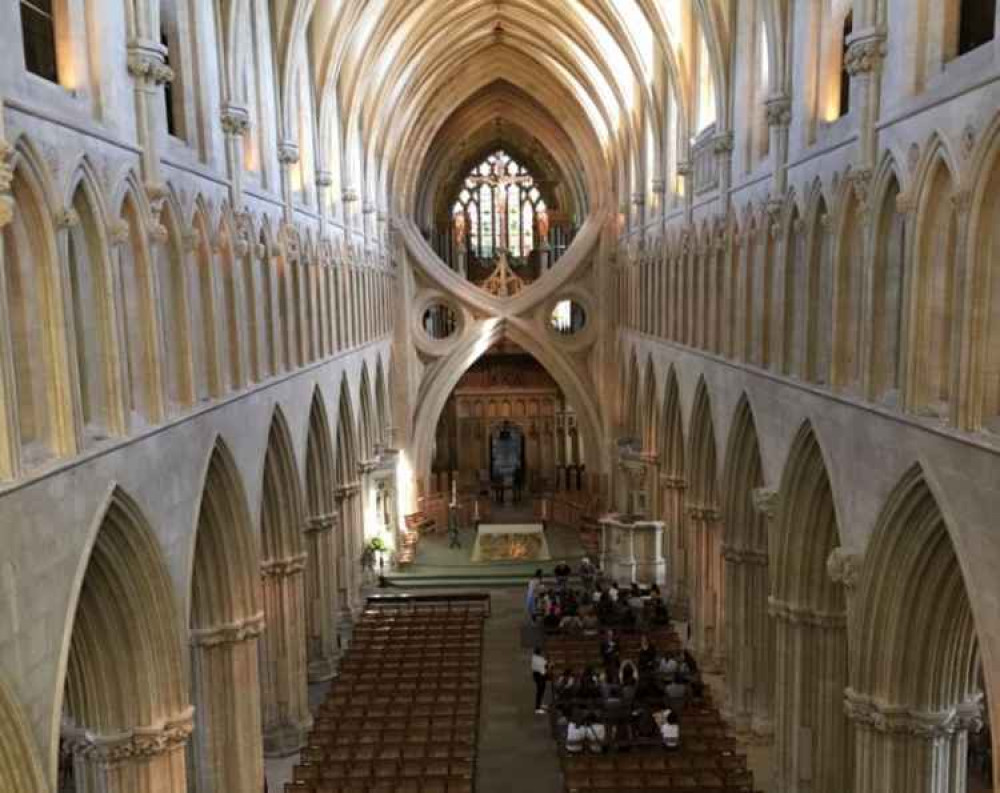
686 506 725 670
336 482 364 619
304 513 340 682
126 40 173 203
65 710 194 793
765 94 792 198
220 105 251 212
190 613 265 793
277 142 300 225
259 554 311 756
714 132 734 215
0 139 19 480
660 476 688 615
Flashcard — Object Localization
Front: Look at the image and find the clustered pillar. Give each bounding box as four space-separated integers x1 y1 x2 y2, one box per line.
686 506 725 670
304 512 340 682
190 614 266 792
259 553 311 755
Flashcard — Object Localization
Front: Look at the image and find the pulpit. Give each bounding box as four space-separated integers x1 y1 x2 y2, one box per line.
598 512 667 586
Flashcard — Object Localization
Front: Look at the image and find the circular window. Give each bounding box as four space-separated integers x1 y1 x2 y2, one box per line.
422 303 459 340
550 300 587 336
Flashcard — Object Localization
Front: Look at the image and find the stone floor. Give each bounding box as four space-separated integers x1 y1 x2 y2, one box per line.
476 587 563 793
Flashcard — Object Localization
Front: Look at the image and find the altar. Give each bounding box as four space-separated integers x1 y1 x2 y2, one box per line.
471 523 550 563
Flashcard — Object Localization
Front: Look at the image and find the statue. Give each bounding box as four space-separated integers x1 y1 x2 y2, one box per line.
453 210 467 249
537 207 550 241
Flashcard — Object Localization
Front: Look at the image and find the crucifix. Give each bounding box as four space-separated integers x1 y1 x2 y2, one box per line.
465 152 534 254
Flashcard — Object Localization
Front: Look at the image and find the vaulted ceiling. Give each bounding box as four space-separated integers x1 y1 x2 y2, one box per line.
272 0 740 219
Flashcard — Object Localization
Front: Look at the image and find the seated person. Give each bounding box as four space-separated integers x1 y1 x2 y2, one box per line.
596 590 615 622
658 652 680 680
661 710 680 749
559 612 584 634
577 667 602 701
542 602 562 630
665 676 689 708
579 557 596 590
600 630 620 666
620 660 638 702
566 713 606 754
580 606 601 636
554 668 578 701
637 635 657 674
633 707 661 741
608 581 620 603
634 672 664 704
554 561 572 587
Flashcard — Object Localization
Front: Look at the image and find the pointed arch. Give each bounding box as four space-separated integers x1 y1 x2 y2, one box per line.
908 140 960 420
771 421 850 793
358 362 375 462
624 350 641 438
720 395 772 735
0 676 46 793
258 405 310 755
658 366 688 605
684 378 724 664
375 355 389 447
66 170 120 442
303 388 341 682
804 189 834 385
3 141 71 470
188 439 263 793
59 487 190 791
157 196 193 409
190 203 220 400
868 159 906 405
641 357 659 453
781 198 803 376
116 180 162 426
848 466 984 792
832 171 865 391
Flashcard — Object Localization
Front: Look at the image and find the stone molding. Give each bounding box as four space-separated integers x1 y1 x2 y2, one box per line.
768 595 846 629
844 689 983 737
305 513 339 533
220 104 251 137
335 482 361 500
260 553 308 579
687 505 721 523
190 612 266 647
722 542 768 567
827 547 863 589
751 487 778 519
66 709 194 765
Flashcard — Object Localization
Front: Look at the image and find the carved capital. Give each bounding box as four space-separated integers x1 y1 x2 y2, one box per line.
0 195 14 228
233 238 250 258
220 104 251 137
69 710 194 765
305 513 339 534
0 140 15 194
651 179 667 195
281 223 301 256
687 505 721 523
190 612 265 647
108 220 131 247
260 553 308 579
55 208 80 229
844 689 984 738
826 547 863 589
182 230 199 253
126 39 174 86
335 482 361 501
722 543 769 567
713 131 734 156
277 141 300 166
149 224 169 246
764 94 792 128
631 192 646 207
316 170 333 188
342 187 360 204
751 487 778 519
768 596 846 629
845 32 887 76
950 190 973 216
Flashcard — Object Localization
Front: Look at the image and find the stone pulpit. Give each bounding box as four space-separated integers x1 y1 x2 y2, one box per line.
598 512 667 586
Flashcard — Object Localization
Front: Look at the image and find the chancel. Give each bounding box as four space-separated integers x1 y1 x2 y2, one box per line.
0 2 998 793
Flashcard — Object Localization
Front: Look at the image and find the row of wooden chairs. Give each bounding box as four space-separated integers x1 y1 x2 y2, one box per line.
563 753 747 773
286 781 472 793
287 603 485 793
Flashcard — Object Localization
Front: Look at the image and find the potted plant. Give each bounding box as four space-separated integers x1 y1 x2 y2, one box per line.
361 537 388 585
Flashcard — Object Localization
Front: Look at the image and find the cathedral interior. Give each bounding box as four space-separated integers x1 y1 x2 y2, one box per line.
1 1 999 792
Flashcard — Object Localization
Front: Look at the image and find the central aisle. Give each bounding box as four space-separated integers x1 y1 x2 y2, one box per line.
477 588 564 793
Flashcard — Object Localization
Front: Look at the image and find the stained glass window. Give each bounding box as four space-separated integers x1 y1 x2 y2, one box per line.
451 150 550 260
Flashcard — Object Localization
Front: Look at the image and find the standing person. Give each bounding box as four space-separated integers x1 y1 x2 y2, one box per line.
531 647 550 714
579 557 596 591
600 629 619 667
526 570 543 621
